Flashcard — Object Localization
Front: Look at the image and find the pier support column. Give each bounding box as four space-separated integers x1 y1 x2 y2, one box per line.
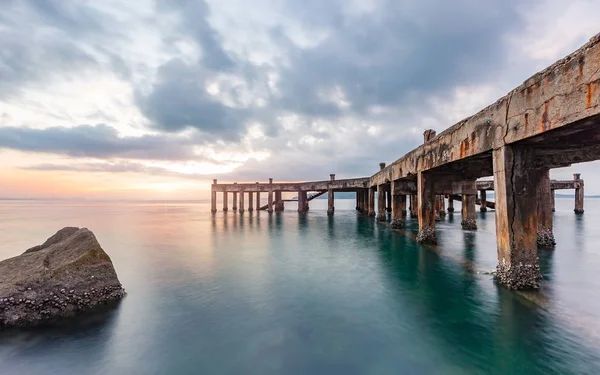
222 191 228 212
355 191 360 211
274 191 284 212
410 195 418 217
416 171 437 244
439 195 446 217
239 191 245 214
492 145 542 289
391 182 405 228
537 169 555 247
479 190 487 212
298 191 308 213
551 189 555 212
386 188 392 213
447 195 455 213
211 179 217 214
434 196 441 221
368 187 376 217
461 192 477 230
327 189 334 215
574 174 584 214
248 192 254 212
232 183 238 212
267 178 274 213
377 185 386 221
255 182 260 211
363 189 369 213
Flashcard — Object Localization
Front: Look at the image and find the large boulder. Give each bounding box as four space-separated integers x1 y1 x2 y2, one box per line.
0 227 125 327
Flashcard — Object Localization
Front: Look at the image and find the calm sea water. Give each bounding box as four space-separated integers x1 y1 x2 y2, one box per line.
1 198 599 374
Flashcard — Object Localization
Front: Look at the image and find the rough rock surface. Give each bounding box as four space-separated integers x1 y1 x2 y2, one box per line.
416 228 437 245
0 227 125 327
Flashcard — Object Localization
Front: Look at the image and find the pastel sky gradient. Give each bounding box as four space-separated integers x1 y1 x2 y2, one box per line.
1 0 599 200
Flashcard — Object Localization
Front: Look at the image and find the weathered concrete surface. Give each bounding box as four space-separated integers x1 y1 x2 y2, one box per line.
537 169 555 247
327 189 334 215
377 185 386 221
461 194 477 230
368 188 376 217
0 228 125 327
416 172 437 244
574 174 585 214
213 177 370 193
493 145 543 289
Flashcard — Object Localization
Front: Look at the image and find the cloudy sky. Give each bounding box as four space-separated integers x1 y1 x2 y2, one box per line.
1 0 599 200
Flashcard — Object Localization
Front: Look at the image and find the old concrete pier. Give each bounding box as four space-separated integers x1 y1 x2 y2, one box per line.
212 33 600 290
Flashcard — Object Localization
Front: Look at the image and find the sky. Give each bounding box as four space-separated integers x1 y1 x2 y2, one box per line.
0 0 599 200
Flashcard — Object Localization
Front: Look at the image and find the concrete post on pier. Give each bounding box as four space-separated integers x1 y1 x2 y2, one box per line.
239 191 245 214
328 174 335 215
479 190 487 212
222 191 228 212
447 195 455 213
255 182 260 212
275 191 284 212
355 192 360 211
551 189 555 212
416 171 437 244
390 182 406 229
368 187 376 217
298 190 308 213
461 189 477 230
410 195 418 217
537 169 555 247
574 174 584 214
439 195 446 216
363 189 369 214
492 145 542 289
267 178 274 213
377 185 386 221
386 188 392 213
248 192 254 212
232 183 238 212
211 179 217 214
434 196 442 222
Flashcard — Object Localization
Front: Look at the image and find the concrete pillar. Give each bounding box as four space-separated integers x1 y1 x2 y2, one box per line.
551 189 555 212
327 189 334 215
439 195 446 216
391 182 405 228
222 191 228 212
461 193 477 230
447 195 455 213
355 191 360 210
574 173 584 214
298 191 308 213
416 171 437 244
368 187 376 217
386 188 392 212
267 178 274 213
363 189 369 213
377 185 386 221
479 190 487 212
434 196 441 222
492 145 542 289
239 191 245 214
232 183 238 212
255 182 260 211
410 195 418 217
248 191 254 212
379 162 386 170
211 179 217 214
537 169 555 247
274 191 284 212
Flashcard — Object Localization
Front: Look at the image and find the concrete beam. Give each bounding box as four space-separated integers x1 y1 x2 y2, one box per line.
213 177 370 193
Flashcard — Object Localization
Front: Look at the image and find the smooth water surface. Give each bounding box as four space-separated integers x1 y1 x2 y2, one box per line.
0 198 599 374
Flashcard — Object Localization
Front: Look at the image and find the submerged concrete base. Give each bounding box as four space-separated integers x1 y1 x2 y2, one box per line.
537 229 556 248
461 219 477 230
390 219 405 229
495 261 542 290
447 207 454 213
574 208 584 214
416 228 437 244
377 214 386 222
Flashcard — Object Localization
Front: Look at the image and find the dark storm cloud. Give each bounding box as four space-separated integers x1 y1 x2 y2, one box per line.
135 59 247 140
0 124 211 161
272 0 523 116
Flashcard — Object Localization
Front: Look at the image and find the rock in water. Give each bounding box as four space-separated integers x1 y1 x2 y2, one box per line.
0 227 125 327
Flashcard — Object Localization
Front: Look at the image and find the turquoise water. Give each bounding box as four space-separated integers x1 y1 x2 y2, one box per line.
0 198 599 374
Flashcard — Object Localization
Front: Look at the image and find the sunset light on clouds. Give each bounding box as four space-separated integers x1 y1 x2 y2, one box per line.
1 0 600 200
